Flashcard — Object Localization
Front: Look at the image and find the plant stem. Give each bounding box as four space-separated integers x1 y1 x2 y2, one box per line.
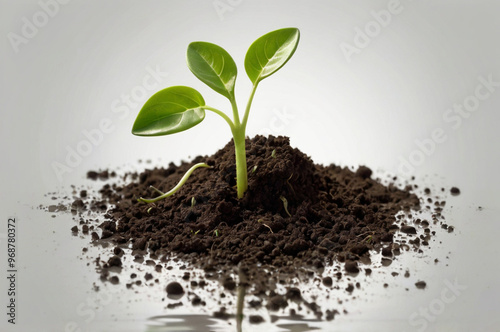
236 285 246 332
241 82 259 129
137 163 211 203
232 83 260 199
204 106 235 131
232 127 247 199
230 95 240 126
205 103 248 199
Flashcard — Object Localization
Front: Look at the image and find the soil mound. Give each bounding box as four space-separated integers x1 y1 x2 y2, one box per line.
96 135 420 272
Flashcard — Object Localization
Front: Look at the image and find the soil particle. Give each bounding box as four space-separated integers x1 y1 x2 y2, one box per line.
109 276 119 284
191 296 202 306
249 315 264 324
286 287 302 301
213 307 230 319
415 281 426 289
113 247 123 256
107 255 122 268
381 258 393 266
87 170 113 180
223 278 236 291
381 247 392 257
248 299 262 308
450 187 460 196
344 261 359 274
267 295 288 311
166 302 183 309
355 166 373 179
400 225 417 234
325 309 339 321
48 204 67 212
346 284 354 293
71 199 85 211
166 282 184 297
322 276 333 287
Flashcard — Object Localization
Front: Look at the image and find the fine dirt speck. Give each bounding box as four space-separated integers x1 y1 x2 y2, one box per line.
166 282 184 297
415 281 427 289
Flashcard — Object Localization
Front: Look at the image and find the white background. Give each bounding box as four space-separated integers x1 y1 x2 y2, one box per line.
1 1 499 331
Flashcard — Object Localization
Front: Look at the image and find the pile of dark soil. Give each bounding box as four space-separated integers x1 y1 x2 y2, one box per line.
96 135 419 265
65 135 455 320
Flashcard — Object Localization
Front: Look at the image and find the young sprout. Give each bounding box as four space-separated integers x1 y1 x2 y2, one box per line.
132 28 300 200
257 219 273 233
280 195 291 217
137 163 211 203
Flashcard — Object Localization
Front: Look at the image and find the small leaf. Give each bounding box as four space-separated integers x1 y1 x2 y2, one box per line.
245 28 300 85
187 42 237 99
132 86 206 136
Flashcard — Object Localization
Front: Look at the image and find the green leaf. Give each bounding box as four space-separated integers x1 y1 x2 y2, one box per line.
132 86 206 136
245 28 300 85
187 42 237 99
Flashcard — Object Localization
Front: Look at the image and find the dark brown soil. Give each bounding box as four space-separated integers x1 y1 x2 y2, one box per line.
63 135 456 321
98 136 418 265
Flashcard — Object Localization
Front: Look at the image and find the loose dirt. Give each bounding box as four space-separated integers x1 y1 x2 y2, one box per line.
59 135 457 321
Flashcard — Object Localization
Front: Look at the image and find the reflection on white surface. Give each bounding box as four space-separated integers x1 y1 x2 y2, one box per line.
4 172 496 332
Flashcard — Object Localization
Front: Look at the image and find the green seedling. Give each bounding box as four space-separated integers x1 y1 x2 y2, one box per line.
137 163 210 203
280 195 291 217
257 218 274 233
213 229 220 237
271 149 276 158
191 196 196 208
132 28 300 199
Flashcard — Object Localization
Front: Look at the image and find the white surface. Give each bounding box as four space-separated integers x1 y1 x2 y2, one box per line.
1 1 499 331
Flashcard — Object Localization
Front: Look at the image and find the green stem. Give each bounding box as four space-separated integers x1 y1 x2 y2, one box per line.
230 95 240 127
232 127 247 199
204 106 235 131
231 83 260 199
205 103 248 199
149 186 165 195
241 82 259 129
236 285 246 332
138 163 211 203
